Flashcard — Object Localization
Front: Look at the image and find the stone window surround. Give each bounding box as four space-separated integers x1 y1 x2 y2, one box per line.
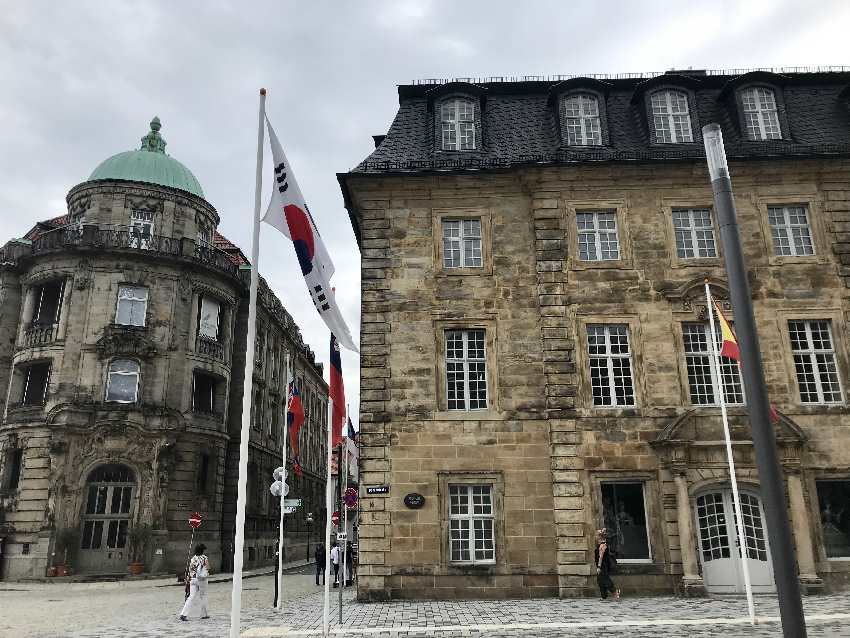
103 357 141 404
437 470 505 570
432 208 493 276
8 358 52 410
752 193 827 267
808 472 850 564
661 197 723 270
433 317 500 419
589 472 657 565
189 284 236 363
575 314 644 413
732 83 791 142
556 89 610 147
114 283 149 328
565 199 633 271
17 273 73 347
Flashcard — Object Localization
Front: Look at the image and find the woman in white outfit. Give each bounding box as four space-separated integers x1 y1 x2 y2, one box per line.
180 543 210 621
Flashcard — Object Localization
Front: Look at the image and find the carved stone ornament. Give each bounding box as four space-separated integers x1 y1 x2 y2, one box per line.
74 258 93 290
96 326 158 360
658 276 731 315
69 194 91 216
178 272 193 303
125 196 163 215
122 266 151 286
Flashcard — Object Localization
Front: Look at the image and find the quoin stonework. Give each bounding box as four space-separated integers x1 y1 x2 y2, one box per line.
338 68 850 600
0 118 328 579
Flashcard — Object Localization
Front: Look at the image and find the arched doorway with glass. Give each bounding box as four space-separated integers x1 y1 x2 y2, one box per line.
694 486 775 594
78 464 137 573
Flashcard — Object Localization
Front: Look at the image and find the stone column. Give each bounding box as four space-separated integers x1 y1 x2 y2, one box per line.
674 468 705 595
18 285 36 344
786 468 822 592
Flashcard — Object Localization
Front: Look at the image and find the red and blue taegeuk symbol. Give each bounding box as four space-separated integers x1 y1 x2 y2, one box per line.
284 204 315 275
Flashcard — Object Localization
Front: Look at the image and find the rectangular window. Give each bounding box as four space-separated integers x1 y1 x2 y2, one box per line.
789 320 843 404
198 295 221 341
816 480 850 558
601 482 650 560
21 362 51 406
115 285 148 327
32 281 64 326
197 226 212 247
651 91 693 143
683 323 744 405
445 329 487 410
251 388 262 430
673 208 717 259
449 484 495 564
577 211 619 261
442 219 482 269
768 205 814 257
742 88 781 140
128 210 154 249
587 325 635 407
562 94 602 146
3 448 23 490
192 372 218 414
441 99 476 151
197 453 210 493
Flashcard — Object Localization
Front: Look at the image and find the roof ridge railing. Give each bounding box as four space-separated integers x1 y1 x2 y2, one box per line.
410 66 850 85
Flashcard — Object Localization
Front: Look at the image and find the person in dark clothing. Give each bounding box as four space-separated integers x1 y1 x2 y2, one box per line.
345 541 355 585
314 543 326 585
594 528 620 600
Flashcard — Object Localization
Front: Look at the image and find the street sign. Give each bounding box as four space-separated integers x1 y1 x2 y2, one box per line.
188 512 202 529
270 480 289 497
331 510 340 526
284 506 296 514
337 532 347 541
284 499 302 507
366 485 389 495
344 487 358 510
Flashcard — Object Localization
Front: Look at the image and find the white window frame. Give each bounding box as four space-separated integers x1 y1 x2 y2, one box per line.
586 324 635 407
115 285 148 327
441 99 476 151
600 481 652 563
577 211 620 261
741 87 782 140
442 219 483 269
650 90 693 143
445 329 488 411
105 359 140 404
789 320 843 404
768 205 815 257
197 226 212 247
128 210 154 250
561 94 602 146
448 484 495 565
673 208 717 259
682 323 745 406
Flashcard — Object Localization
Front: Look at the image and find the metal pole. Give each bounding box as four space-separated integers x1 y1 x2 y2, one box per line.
323 397 333 636
703 124 807 637
276 354 291 610
337 441 343 623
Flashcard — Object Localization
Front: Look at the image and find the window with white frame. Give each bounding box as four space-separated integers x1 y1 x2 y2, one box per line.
768 205 814 257
441 99 476 151
788 320 843 404
197 225 212 247
587 324 634 406
128 210 154 249
445 329 487 410
105 359 140 403
601 482 650 560
115 285 148 327
198 295 222 341
650 90 693 143
741 87 781 140
449 484 495 564
682 323 745 405
577 211 619 261
562 94 602 146
442 219 482 268
673 208 717 259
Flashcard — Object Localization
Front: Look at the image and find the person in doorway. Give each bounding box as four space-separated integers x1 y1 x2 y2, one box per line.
180 544 211 621
595 529 620 601
345 541 355 585
330 541 340 587
314 542 326 586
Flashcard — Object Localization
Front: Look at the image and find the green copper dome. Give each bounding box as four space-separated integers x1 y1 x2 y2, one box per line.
88 117 205 198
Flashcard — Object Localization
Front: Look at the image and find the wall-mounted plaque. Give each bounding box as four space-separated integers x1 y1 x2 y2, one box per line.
404 493 425 509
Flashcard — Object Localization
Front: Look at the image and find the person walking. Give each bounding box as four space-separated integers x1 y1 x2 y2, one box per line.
345 541 355 585
314 542 326 586
595 528 620 601
180 543 211 621
330 541 340 587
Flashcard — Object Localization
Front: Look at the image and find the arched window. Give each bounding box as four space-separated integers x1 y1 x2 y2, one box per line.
741 87 781 140
440 99 476 151
106 359 140 403
561 94 602 146
650 90 693 143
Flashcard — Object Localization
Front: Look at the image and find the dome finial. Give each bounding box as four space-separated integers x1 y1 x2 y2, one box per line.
140 116 167 153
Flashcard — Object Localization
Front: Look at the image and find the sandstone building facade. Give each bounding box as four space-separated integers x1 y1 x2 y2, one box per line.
0 119 328 579
339 69 850 599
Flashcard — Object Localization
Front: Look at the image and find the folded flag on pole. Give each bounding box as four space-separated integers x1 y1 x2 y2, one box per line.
287 379 305 472
346 416 356 441
330 334 345 448
262 117 358 352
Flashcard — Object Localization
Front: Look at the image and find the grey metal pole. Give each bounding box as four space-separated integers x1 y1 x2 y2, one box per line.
337 443 344 624
702 124 807 638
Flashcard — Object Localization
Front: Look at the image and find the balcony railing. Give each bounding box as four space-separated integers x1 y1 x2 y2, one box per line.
197 336 224 360
24 323 55 347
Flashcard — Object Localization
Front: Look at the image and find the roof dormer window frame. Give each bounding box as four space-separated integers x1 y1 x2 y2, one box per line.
649 88 696 144
735 84 788 142
439 96 478 152
559 92 605 147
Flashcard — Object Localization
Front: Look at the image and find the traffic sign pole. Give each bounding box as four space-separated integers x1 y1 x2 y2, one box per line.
184 513 202 598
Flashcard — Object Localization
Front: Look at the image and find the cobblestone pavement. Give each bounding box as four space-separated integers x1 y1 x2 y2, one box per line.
5 574 850 638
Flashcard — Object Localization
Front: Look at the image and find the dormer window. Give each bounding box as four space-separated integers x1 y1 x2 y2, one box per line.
441 99 476 151
741 87 781 140
650 90 693 143
561 94 602 146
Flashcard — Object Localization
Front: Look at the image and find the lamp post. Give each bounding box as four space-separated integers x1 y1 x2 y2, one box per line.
702 124 807 638
306 512 314 562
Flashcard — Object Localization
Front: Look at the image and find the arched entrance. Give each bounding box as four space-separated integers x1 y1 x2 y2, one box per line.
78 464 136 572
695 486 775 594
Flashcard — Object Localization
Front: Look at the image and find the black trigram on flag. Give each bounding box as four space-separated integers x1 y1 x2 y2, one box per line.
311 283 330 312
275 162 289 194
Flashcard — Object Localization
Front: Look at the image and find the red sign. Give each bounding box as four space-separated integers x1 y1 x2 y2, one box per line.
344 487 358 510
189 512 202 529
331 510 340 526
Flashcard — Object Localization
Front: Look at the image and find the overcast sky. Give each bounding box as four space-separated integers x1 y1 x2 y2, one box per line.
1 0 848 429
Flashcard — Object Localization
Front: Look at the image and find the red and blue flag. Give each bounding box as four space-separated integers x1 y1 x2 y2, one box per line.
330 334 345 448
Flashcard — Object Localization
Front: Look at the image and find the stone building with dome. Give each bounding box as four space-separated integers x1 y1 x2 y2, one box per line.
0 118 329 579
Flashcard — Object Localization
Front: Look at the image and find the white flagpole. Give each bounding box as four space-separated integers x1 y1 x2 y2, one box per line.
229 87 266 638
277 354 291 610
705 281 755 624
323 396 334 636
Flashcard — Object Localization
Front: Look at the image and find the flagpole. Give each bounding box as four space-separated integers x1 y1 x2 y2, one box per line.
323 395 333 636
705 281 755 624
277 353 291 610
229 87 266 638
342 404 349 590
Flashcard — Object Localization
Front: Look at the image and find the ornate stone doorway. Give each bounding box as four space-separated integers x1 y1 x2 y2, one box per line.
78 464 136 573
